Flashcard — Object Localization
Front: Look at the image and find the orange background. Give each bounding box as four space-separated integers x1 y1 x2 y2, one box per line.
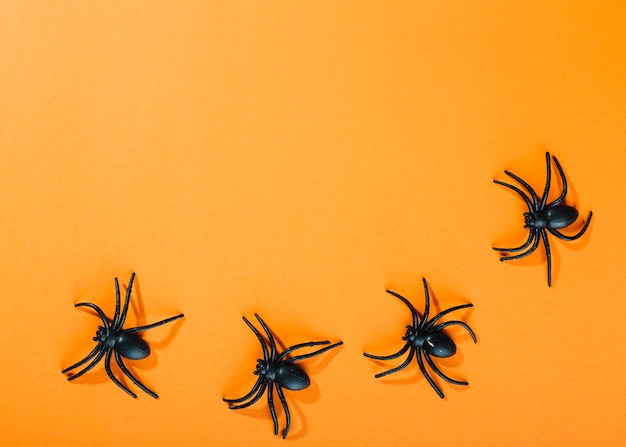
1 2 625 446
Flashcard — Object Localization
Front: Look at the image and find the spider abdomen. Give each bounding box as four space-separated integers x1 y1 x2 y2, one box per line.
276 364 310 391
545 205 579 229
424 331 456 358
115 332 151 360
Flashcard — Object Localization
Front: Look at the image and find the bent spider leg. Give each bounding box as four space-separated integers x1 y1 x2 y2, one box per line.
104 350 137 398
284 341 343 364
425 303 473 330
227 382 268 410
62 343 104 374
277 340 330 362
374 347 415 379
504 170 540 207
539 152 552 208
431 321 477 343
267 382 279 436
75 302 111 330
114 273 135 331
124 313 185 333
539 229 553 287
242 316 270 361
416 349 444 398
275 385 291 439
493 229 536 253
114 351 158 399
65 346 106 380
223 377 264 403
548 154 568 207
113 277 121 328
224 378 263 404
254 314 277 360
420 278 431 329
423 352 468 386
548 211 593 241
493 180 535 211
364 341 411 361
386 289 419 327
498 231 541 262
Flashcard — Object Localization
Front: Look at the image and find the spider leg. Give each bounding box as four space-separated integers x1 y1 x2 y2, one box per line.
548 211 593 241
423 351 468 387
62 343 104 374
373 347 415 379
539 152 552 208
275 385 291 439
493 229 535 253
503 170 540 208
425 303 474 329
416 348 444 399
267 382 279 436
104 350 137 398
419 278 431 330
124 313 185 333
227 382 268 410
431 321 477 343
284 341 343 364
75 302 110 330
364 341 411 361
540 229 553 287
112 276 121 329
498 230 541 262
114 273 135 331
223 376 264 403
386 289 419 328
254 314 277 360
242 316 270 362
494 180 535 212
65 346 106 380
115 351 158 398
548 154 568 207
277 340 329 361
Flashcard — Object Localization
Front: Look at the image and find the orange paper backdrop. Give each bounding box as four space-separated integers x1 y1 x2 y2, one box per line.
1 2 625 446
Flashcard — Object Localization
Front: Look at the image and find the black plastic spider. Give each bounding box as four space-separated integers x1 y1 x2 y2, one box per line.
494 152 593 286
62 273 184 398
223 314 343 438
364 278 476 399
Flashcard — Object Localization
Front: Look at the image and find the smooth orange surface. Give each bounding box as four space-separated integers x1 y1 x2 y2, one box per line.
1 2 625 446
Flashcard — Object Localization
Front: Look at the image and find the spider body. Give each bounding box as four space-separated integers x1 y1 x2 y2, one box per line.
364 278 476 399
494 152 593 286
98 327 150 360
259 361 310 390
224 314 343 438
526 205 578 230
62 273 184 398
406 326 456 358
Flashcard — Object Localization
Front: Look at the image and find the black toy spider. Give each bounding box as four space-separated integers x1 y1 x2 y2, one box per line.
62 273 184 398
223 314 343 439
364 278 476 399
494 152 593 286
